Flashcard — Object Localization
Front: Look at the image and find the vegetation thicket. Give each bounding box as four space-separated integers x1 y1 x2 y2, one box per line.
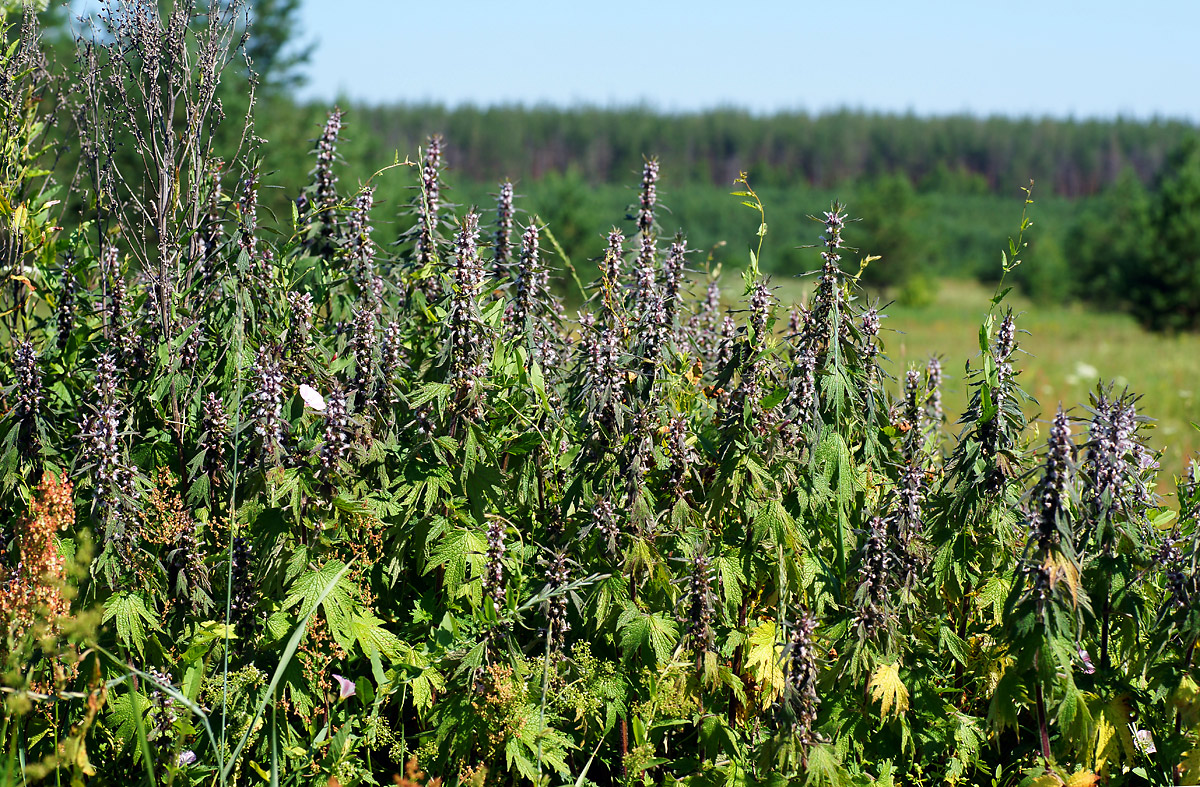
2 5 1200 787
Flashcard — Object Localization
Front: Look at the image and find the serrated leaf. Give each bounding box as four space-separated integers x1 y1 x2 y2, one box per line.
617 606 678 665
868 662 909 720
284 561 359 651
938 625 970 667
744 621 784 704
350 611 403 659
103 591 160 656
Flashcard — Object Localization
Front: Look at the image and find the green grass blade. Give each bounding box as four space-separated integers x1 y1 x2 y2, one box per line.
221 561 352 783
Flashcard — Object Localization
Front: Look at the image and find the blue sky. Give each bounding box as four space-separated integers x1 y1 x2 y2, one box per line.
293 0 1200 120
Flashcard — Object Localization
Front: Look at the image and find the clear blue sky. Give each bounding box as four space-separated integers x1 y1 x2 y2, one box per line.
293 0 1200 121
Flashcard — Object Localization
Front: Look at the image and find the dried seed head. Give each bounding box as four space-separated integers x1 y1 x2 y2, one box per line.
482 517 506 613
230 535 260 647
637 158 659 234
415 135 444 267
495 180 515 270
249 347 285 454
314 108 343 229
786 609 821 747
319 384 351 474
1033 406 1075 551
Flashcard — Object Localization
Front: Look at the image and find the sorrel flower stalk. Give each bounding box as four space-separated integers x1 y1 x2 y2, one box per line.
494 180 514 273
0 472 73 636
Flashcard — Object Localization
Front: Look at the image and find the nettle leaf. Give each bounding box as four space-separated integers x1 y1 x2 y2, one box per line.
425 527 486 600
802 743 848 787
753 498 797 546
103 591 160 656
938 625 970 668
351 611 403 659
975 575 1009 626
1092 693 1137 774
744 621 784 704
105 690 151 747
715 554 744 619
617 605 678 665
284 560 359 651
868 662 909 720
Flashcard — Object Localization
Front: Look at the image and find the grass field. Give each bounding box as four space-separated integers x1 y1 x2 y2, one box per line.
734 275 1200 495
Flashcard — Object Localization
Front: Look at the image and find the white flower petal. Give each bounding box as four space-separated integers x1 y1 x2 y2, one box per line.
299 384 326 411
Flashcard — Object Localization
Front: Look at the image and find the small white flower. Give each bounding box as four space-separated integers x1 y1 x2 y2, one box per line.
299 384 326 411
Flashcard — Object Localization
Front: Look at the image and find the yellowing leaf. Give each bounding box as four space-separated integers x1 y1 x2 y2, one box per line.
1092 694 1136 775
868 662 909 720
1064 769 1098 787
1181 747 1200 782
744 622 784 704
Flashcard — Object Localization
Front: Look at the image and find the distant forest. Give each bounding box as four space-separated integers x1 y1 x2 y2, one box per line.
251 101 1197 317
324 104 1196 196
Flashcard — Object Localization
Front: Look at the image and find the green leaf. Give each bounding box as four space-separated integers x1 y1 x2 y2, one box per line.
617 606 678 665
350 611 403 659
103 591 160 656
938 625 970 667
284 561 359 651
